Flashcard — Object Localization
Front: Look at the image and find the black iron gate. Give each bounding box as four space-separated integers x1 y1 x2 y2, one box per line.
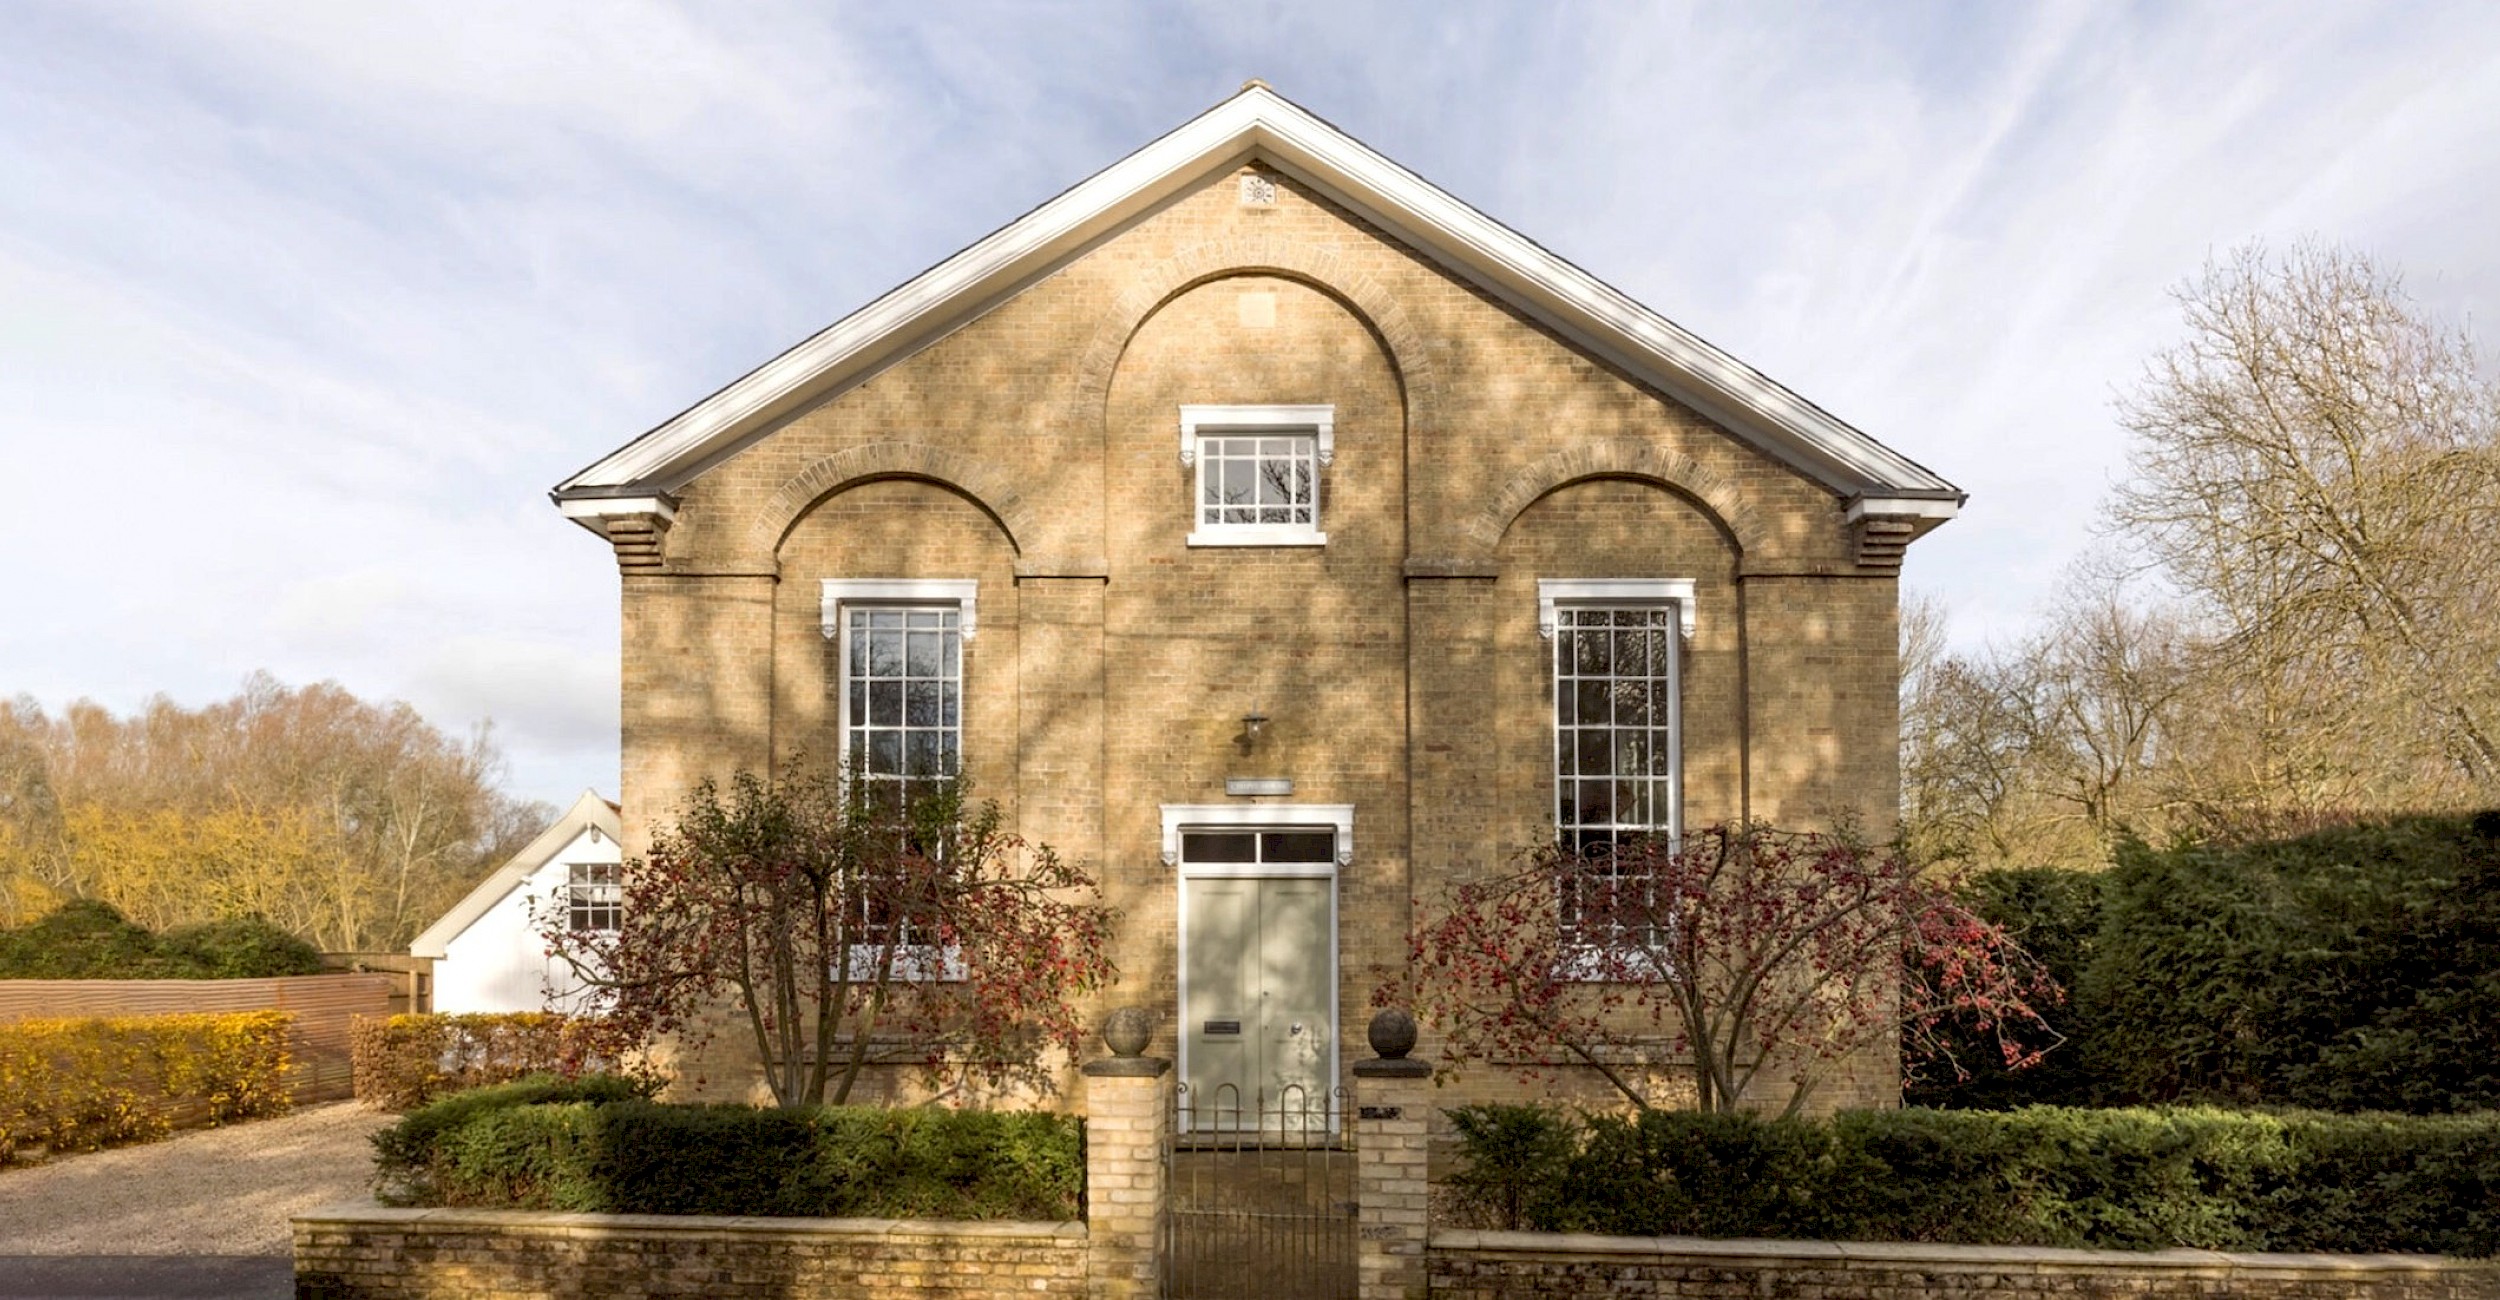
1162 1082 1356 1300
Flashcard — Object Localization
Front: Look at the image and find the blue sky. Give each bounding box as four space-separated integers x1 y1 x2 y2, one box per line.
3 2 2495 809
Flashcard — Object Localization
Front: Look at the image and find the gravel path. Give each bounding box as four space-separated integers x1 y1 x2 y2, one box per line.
0 1102 391 1257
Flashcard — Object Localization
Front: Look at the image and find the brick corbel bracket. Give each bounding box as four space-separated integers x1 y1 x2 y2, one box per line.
558 493 680 574
1844 496 1959 574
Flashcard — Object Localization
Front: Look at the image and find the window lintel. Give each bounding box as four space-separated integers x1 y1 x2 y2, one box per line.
1159 802 1354 867
820 578 979 640
1178 404 1336 467
1537 578 1695 641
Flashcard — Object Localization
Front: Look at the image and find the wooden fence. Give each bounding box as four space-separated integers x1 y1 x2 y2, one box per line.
0 973 397 1102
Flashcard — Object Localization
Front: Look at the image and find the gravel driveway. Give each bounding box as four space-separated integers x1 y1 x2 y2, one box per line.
0 1101 391 1257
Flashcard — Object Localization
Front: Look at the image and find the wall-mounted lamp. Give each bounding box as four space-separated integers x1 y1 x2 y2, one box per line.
1236 711 1269 756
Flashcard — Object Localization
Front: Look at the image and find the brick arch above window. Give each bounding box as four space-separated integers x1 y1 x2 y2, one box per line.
1067 231 1438 442
1465 440 1772 563
749 441 1036 565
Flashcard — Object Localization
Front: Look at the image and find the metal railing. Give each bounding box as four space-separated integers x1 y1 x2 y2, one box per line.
1163 1082 1355 1299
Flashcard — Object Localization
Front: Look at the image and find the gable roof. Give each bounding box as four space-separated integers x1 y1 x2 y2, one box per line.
410 789 620 959
553 83 1960 520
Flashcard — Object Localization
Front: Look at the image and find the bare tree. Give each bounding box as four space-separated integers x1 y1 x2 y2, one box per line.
2023 575 2191 843
2111 242 2500 808
1900 580 2193 870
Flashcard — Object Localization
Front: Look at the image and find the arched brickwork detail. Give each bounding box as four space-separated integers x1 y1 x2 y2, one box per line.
1066 231 1441 440
1467 440 1771 559
749 441 1035 562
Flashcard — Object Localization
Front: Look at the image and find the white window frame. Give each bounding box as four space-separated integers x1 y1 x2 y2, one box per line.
822 578 976 784
820 578 977 983
1540 580 1690 969
1179 404 1334 547
1163 802 1350 1134
1538 579 1691 846
566 862 621 933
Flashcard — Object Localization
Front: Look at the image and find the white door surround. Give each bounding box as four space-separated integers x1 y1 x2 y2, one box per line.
1165 804 1350 1131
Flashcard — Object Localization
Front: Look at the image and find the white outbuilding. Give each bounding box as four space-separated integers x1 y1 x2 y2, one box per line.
411 789 620 1014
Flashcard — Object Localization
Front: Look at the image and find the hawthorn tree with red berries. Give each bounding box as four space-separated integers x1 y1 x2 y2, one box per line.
1384 822 2058 1115
541 761 1118 1107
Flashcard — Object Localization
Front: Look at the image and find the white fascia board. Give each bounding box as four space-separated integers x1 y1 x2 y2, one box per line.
1239 110 1955 497
1845 495 1963 523
556 101 1278 497
554 87 1959 503
557 495 678 523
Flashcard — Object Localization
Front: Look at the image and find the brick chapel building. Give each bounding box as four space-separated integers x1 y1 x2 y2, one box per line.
553 85 1961 1115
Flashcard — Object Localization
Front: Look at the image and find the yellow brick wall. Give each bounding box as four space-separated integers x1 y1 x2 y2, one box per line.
614 163 1908 1114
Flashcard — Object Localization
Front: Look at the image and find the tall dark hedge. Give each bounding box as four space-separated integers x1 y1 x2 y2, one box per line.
1915 812 2500 1114
1446 1103 2500 1256
0 900 324 979
2082 812 2500 1112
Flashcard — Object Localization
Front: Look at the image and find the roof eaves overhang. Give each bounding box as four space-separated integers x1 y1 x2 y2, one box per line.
552 86 1961 511
409 789 621 959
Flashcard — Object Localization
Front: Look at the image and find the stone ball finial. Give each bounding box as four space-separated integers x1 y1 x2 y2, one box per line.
1101 1007 1154 1059
1367 1008 1418 1060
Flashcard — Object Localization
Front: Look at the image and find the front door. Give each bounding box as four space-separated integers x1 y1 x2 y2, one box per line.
1179 831 1336 1128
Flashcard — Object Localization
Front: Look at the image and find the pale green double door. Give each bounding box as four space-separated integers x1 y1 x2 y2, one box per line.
1181 871 1335 1128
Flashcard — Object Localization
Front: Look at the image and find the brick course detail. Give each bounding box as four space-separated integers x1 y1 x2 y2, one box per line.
291 1206 1086 1300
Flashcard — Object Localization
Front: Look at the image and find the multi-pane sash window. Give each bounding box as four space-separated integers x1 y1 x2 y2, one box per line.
1198 434 1318 530
567 862 621 933
1553 605 1679 850
842 606 962 797
1179 404 1333 546
1552 604 1681 952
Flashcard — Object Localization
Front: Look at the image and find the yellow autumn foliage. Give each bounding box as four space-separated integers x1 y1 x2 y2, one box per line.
0 1010 293 1161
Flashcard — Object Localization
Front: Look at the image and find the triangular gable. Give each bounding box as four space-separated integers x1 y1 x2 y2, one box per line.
553 83 1960 523
410 789 621 959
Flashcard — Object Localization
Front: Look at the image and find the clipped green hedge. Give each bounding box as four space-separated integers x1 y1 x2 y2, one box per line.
1445 1103 2500 1257
1915 812 2500 1114
2082 813 2500 1112
0 900 323 979
373 1078 1082 1221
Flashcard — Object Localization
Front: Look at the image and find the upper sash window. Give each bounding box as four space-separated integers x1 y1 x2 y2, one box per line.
1180 404 1334 547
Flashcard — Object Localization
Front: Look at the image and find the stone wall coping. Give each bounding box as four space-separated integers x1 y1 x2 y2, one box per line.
294 1201 1085 1244
1432 1230 2485 1277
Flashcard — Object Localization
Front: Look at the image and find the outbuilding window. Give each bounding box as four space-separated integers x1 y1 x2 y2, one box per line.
567 862 621 933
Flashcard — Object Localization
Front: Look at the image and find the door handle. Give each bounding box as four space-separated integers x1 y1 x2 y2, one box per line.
1291 1022 1304 1036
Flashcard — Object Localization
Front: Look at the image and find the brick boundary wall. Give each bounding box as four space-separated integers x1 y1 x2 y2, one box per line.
292 1205 1086 1300
1428 1230 2500 1300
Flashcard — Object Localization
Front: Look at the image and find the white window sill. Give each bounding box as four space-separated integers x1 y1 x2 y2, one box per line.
1552 944 1672 983
1187 528 1328 548
838 943 965 983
